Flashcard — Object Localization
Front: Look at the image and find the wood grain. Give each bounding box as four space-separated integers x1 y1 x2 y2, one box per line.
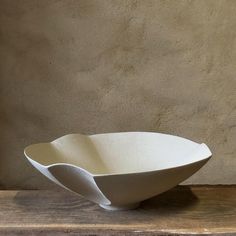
0 186 235 235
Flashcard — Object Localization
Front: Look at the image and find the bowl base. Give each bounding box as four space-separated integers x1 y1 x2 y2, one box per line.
99 202 140 211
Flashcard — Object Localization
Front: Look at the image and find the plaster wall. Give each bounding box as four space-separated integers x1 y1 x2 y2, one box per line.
0 0 235 188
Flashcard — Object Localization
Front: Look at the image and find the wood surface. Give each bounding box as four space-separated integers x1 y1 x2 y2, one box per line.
0 186 235 235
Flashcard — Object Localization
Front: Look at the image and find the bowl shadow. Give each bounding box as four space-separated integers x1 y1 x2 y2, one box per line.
139 185 199 213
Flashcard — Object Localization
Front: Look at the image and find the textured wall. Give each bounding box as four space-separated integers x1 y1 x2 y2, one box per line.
0 0 235 189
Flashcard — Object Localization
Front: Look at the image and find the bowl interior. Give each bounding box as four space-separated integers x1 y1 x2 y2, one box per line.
24 132 210 175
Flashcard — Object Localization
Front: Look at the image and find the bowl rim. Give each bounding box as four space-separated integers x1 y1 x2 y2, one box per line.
24 132 212 177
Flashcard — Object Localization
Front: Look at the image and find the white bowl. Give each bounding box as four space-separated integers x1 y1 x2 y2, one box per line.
24 132 212 210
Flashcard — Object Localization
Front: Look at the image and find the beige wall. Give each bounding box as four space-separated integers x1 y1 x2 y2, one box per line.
0 0 235 189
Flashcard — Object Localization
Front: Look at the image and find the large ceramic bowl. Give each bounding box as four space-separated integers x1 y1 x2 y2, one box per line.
24 132 212 210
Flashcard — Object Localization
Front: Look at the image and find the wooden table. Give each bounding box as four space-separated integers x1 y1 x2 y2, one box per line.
0 186 235 235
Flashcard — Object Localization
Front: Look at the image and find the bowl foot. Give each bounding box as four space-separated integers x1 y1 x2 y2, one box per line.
99 202 140 211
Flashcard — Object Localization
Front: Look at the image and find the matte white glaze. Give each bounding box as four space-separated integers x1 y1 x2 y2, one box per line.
24 132 212 210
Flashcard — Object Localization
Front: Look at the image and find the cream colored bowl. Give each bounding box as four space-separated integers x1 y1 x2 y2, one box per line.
24 132 212 210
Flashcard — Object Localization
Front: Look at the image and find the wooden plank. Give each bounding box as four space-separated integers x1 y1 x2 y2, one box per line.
0 186 235 235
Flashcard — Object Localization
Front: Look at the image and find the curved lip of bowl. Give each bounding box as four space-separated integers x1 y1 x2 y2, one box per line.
24 131 212 178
